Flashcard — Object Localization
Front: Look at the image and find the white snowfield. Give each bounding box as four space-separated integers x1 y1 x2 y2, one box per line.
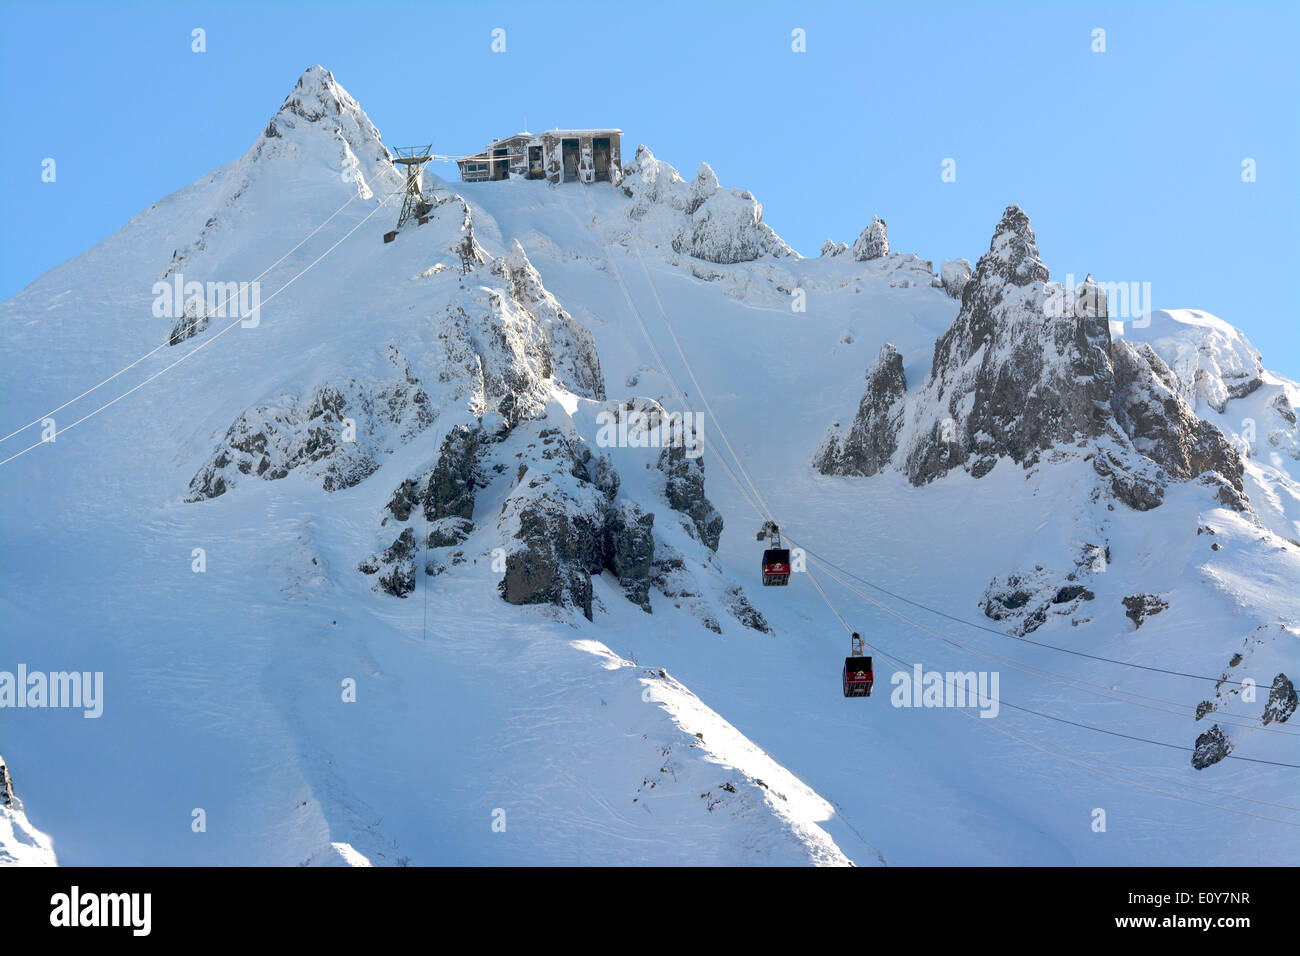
1 67 1296 866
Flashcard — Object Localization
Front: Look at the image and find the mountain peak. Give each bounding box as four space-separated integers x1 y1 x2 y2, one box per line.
983 204 1048 285
275 65 364 127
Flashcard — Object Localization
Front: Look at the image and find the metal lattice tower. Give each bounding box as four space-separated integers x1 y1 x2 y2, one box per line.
390 145 434 229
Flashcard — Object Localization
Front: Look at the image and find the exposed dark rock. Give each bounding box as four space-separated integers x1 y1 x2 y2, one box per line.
813 344 907 477
1272 392 1297 427
981 565 1095 635
1262 674 1297 725
386 478 420 521
167 300 209 346
1122 593 1169 628
904 210 1115 485
424 425 484 521
0 755 13 808
723 586 770 633
377 528 417 598
1110 340 1245 499
658 444 723 551
501 500 604 620
1195 700 1215 721
1092 445 1165 511
1191 724 1231 770
603 501 655 611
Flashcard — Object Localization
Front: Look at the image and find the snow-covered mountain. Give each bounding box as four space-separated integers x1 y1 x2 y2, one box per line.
2 66 1296 866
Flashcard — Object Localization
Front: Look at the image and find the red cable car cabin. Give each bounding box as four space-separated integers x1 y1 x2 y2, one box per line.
762 548 791 586
843 656 873 697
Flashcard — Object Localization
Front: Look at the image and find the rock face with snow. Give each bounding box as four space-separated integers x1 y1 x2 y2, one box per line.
1109 339 1246 506
0 755 57 866
1262 674 1297 725
1191 724 1232 769
939 258 972 298
814 205 1251 514
495 242 605 401
904 208 1116 485
852 216 889 261
658 442 724 552
188 221 602 501
163 66 397 282
813 344 907 477
621 148 794 264
187 371 435 500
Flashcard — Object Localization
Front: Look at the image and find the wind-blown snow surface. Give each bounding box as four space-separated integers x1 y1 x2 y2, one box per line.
2 67 1296 865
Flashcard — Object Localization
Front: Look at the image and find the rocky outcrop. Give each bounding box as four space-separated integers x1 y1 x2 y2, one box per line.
980 564 1096 635
424 425 485 522
1110 340 1246 503
494 242 605 400
187 369 434 500
820 239 849 257
852 216 889 261
1262 674 1297 725
813 344 907 477
498 426 612 620
905 210 1115 485
433 247 602 426
621 148 794 265
812 205 1254 517
603 501 656 611
939 258 972 298
1121 593 1169 628
1131 310 1265 415
1191 723 1231 770
658 443 724 552
0 754 57 865
167 300 209 345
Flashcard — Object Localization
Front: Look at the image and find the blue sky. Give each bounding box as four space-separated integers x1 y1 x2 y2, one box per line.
2 0 1297 375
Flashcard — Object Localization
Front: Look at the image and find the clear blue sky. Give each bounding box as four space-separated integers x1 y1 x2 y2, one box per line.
2 0 1297 375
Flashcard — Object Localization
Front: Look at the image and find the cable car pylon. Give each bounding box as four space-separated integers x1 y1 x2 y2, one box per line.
384 145 435 243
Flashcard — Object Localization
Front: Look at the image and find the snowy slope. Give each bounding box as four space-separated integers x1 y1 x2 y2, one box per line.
2 67 1296 866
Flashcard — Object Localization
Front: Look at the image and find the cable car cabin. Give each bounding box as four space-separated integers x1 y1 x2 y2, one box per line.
762 548 791 586
843 656 873 697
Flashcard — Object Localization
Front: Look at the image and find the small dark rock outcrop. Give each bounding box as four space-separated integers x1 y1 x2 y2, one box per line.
1262 673 1297 725
981 565 1095 635
0 755 13 808
1191 724 1232 770
361 527 416 597
1121 593 1169 628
